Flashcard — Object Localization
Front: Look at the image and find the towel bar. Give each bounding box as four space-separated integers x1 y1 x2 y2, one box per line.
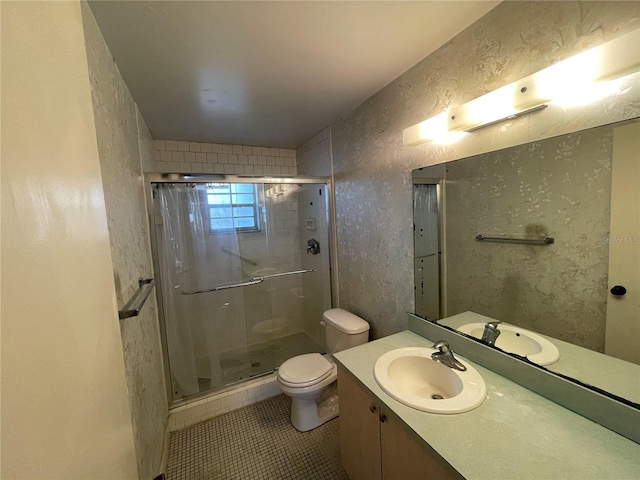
119 277 156 320
475 234 554 246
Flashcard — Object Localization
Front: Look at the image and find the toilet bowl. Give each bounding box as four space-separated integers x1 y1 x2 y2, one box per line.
278 353 338 432
277 308 370 432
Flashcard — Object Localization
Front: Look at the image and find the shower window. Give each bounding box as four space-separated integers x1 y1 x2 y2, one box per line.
206 183 260 233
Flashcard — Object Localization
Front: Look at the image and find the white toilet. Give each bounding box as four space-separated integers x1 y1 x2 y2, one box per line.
277 308 370 432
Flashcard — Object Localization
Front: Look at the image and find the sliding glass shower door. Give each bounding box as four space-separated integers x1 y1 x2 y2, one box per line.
152 180 332 403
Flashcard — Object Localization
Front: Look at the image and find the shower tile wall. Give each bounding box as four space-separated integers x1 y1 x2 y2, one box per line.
152 140 297 176
296 127 332 177
236 186 305 351
258 185 304 340
81 5 167 479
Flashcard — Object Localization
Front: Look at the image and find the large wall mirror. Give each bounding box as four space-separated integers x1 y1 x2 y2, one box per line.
412 117 639 408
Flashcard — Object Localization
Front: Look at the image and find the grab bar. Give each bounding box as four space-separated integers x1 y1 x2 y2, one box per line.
475 234 554 245
180 269 316 295
119 278 156 320
221 247 259 266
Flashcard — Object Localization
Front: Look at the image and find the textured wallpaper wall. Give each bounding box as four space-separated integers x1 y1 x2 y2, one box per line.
82 4 167 478
306 1 640 339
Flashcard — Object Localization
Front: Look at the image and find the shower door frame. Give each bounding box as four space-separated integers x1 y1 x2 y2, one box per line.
144 173 337 407
412 178 446 321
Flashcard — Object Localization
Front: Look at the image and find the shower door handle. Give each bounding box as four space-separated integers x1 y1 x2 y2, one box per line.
180 269 316 295
256 269 316 280
180 278 263 295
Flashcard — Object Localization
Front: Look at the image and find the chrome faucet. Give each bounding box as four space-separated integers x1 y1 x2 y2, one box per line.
431 341 467 371
481 322 502 346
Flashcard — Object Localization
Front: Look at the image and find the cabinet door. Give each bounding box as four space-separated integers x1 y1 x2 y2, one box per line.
337 367 382 480
380 410 459 480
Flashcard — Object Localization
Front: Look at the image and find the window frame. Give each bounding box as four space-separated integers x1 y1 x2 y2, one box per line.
204 183 261 235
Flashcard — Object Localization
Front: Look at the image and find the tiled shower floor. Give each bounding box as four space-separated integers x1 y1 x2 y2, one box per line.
166 394 349 480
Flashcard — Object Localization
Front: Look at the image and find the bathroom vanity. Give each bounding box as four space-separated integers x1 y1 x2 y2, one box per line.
334 330 640 480
338 365 459 480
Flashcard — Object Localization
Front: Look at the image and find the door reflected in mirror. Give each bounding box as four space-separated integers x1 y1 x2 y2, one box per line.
412 118 640 406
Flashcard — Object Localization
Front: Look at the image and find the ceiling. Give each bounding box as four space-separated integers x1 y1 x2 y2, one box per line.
88 1 500 148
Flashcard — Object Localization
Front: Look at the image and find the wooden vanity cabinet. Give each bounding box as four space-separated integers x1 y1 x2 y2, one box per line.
337 366 460 480
338 365 382 480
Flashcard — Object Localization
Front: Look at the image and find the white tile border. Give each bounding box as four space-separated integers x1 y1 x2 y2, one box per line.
167 373 282 431
152 139 297 176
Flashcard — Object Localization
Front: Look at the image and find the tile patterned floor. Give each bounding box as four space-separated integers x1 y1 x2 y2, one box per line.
166 394 349 480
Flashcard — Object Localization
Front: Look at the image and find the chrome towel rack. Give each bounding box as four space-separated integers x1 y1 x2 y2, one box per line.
180 269 316 296
475 234 554 246
119 277 156 320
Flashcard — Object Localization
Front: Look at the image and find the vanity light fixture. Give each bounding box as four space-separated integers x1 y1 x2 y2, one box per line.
403 112 464 146
404 28 640 146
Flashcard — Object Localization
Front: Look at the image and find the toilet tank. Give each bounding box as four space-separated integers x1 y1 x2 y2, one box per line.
322 308 370 354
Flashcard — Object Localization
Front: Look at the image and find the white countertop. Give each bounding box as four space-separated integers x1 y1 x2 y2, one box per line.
334 330 640 480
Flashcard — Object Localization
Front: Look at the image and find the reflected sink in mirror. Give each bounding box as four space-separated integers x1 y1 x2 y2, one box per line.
373 347 486 414
458 323 560 366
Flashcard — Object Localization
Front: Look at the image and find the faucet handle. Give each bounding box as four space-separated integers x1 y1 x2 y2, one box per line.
482 322 502 345
431 340 466 371
432 340 451 353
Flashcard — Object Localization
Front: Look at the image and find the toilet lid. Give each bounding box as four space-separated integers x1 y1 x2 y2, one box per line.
278 353 332 386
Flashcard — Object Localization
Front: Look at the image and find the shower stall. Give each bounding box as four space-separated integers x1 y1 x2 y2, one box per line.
148 175 333 404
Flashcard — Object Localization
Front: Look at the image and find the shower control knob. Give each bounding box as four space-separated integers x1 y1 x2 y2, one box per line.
307 239 320 255
610 285 627 296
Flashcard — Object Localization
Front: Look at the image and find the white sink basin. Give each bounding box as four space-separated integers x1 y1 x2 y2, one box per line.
373 347 486 414
457 323 560 366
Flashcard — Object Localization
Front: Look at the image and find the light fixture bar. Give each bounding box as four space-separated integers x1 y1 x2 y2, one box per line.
403 28 640 146
464 104 548 133
593 29 640 81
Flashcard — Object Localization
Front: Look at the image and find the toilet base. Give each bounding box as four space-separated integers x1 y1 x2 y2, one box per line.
290 386 339 432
